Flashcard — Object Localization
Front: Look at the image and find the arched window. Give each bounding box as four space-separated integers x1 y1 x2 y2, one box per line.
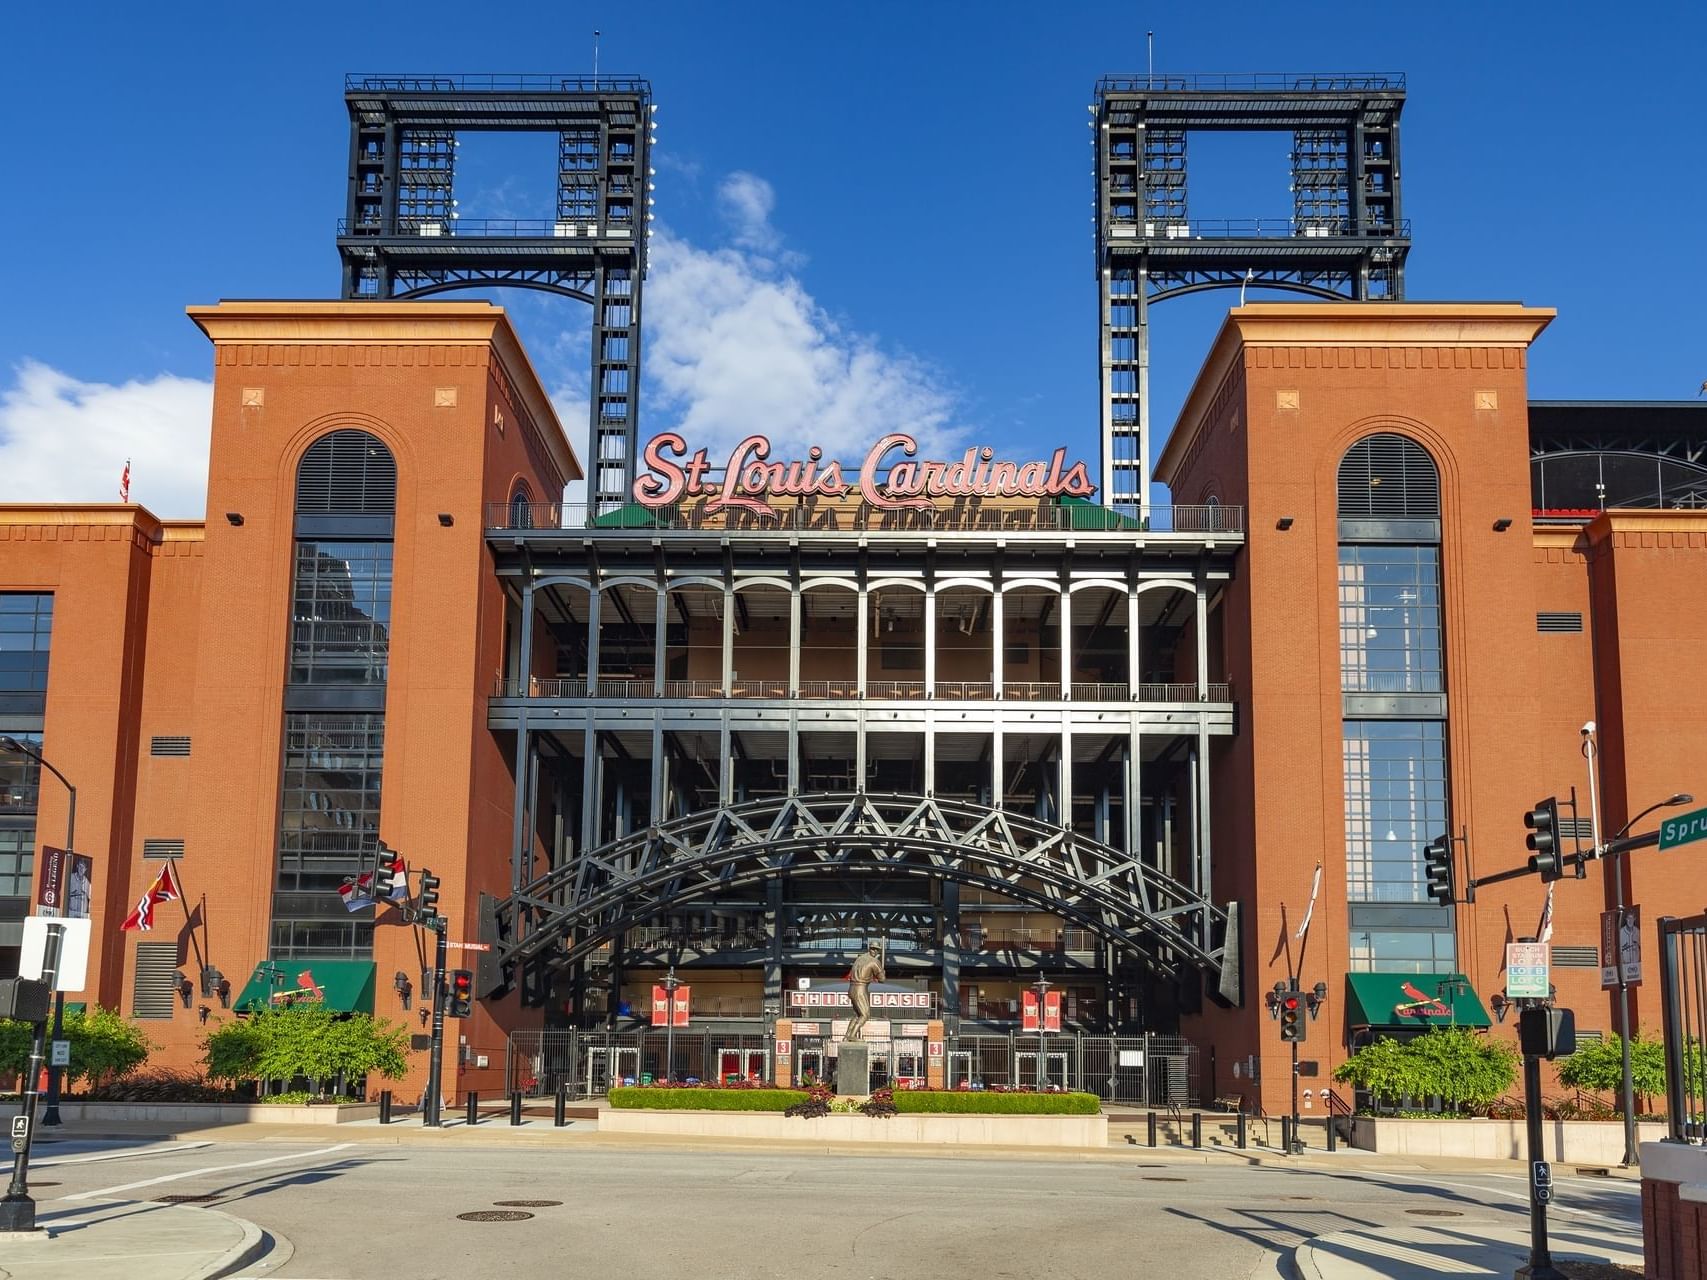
295 429 397 516
510 488 534 530
1337 432 1439 521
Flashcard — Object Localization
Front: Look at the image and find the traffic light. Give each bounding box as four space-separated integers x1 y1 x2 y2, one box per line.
1279 992 1307 1043
448 969 473 1018
376 845 406 903
418 869 441 919
1525 797 1562 882
1423 834 1454 905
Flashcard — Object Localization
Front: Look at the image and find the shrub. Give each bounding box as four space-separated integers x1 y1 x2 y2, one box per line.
200 1007 409 1091
610 1086 808 1111
859 1086 897 1118
82 1067 242 1104
1557 1032 1670 1109
785 1082 832 1119
1334 1028 1518 1114
0 1008 154 1092
892 1090 1101 1115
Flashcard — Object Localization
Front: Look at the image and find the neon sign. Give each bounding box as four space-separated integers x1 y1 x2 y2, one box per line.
633 432 1095 518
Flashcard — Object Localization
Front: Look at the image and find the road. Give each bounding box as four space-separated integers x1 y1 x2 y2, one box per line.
23 1135 1645 1280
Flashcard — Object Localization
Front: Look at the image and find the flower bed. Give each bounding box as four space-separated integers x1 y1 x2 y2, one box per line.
609 1086 808 1111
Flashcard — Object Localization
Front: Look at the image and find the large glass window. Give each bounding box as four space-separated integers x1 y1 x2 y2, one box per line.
0 732 42 817
272 713 382 958
0 595 53 694
1343 720 1449 903
288 541 393 684
1348 929 1457 975
1339 546 1443 694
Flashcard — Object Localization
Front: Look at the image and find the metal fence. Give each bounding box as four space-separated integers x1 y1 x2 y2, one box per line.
506 1027 1198 1105
1658 912 1707 1141
486 501 1244 536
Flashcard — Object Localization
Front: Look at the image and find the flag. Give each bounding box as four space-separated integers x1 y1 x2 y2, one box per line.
384 855 410 903
120 860 183 931
339 871 376 912
1294 863 1323 941
1537 883 1555 945
119 458 130 504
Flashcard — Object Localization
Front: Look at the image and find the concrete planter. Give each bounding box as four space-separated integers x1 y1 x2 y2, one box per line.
1350 1115 1666 1163
600 1108 1108 1147
0 1101 382 1125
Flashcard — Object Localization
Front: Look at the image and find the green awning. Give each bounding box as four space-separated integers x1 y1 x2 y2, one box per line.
234 960 375 1015
1345 972 1490 1030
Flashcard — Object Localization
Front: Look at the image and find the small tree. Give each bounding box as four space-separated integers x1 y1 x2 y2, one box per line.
0 1009 152 1094
203 1007 409 1095
1334 1028 1518 1114
1557 1032 1670 1110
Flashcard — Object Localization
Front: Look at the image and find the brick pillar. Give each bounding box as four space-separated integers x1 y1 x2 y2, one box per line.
926 1019 946 1090
773 1019 793 1087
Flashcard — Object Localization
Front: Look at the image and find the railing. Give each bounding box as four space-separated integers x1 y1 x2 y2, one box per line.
962 927 1100 953
486 501 1244 536
1104 216 1410 240
493 675 1234 704
1658 912 1707 1142
338 218 635 238
1096 71 1405 95
347 73 651 94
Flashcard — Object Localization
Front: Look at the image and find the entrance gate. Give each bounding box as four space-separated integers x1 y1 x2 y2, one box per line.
1015 1050 1070 1090
587 1045 637 1092
715 1047 767 1084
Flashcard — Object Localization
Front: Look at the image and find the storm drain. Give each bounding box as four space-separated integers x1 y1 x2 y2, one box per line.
1405 1209 1464 1217
494 1200 562 1208
458 1210 534 1222
1141 1176 1190 1183
156 1194 221 1204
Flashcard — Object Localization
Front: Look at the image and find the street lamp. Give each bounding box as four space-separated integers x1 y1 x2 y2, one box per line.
0 738 74 1127
1031 973 1052 1091
1582 722 1690 1167
660 966 682 1085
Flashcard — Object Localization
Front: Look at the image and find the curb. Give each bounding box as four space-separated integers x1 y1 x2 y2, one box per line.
182 1204 268 1280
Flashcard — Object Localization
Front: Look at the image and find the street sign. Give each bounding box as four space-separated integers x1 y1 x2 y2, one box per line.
49 1040 69 1067
20 915 91 992
10 1117 26 1140
445 942 490 952
1506 942 1551 999
1659 807 1707 851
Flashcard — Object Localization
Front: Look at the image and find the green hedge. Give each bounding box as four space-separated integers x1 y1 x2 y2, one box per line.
892 1091 1101 1115
608 1086 808 1111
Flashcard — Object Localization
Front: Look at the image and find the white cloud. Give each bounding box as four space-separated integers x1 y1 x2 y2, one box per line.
0 361 212 519
643 177 964 465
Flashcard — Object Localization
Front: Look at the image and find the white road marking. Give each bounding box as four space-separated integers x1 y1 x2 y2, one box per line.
1320 1167 1637 1232
35 1141 214 1168
65 1142 354 1201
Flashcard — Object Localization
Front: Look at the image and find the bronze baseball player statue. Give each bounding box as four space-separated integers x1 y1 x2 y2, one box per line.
844 941 886 1041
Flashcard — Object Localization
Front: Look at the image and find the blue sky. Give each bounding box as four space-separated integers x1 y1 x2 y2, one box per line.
2 2 1703 516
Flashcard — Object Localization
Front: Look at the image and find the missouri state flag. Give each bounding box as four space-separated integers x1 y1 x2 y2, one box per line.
120 860 184 932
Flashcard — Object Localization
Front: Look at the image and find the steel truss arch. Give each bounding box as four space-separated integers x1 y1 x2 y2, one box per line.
483 791 1233 1000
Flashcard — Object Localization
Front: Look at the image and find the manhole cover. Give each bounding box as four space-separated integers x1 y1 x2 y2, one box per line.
1142 1176 1189 1183
494 1200 561 1208
1405 1209 1463 1217
156 1194 222 1204
458 1210 534 1222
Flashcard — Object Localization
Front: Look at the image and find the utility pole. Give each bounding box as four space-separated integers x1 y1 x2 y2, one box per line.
424 916 447 1127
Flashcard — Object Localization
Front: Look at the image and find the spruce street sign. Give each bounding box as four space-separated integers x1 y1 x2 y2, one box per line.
1658 807 1707 852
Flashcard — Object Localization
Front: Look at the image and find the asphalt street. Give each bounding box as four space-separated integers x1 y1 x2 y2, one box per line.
20 1136 1646 1280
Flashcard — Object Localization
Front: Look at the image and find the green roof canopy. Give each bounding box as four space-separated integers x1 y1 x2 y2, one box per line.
1345 972 1490 1030
234 959 375 1015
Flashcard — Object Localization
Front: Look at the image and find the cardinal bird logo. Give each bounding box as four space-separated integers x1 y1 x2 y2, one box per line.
1394 980 1450 1019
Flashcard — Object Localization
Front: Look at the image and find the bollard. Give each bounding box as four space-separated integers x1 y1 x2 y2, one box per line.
1326 1115 1337 1153
1147 1111 1157 1147
554 1084 568 1128
378 1089 393 1125
1191 1111 1202 1149
510 1090 523 1126
1280 1115 1292 1154
466 1091 479 1127
1236 1110 1247 1150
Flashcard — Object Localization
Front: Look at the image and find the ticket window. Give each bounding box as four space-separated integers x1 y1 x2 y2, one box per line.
894 1046 924 1089
948 1050 974 1090
717 1047 767 1083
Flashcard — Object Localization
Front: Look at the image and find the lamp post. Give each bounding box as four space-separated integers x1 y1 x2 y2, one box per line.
1582 722 1690 1167
1031 973 1052 1091
0 737 74 1128
661 965 681 1084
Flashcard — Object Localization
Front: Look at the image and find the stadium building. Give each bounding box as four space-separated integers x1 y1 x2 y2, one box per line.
2 73 1705 1116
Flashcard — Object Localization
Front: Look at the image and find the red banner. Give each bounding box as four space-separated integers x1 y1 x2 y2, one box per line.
672 986 691 1028
651 985 669 1027
1043 990 1062 1033
1021 989 1039 1032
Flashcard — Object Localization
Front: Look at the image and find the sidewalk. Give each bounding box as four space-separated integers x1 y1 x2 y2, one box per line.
0 1197 272 1280
1297 1221 1644 1278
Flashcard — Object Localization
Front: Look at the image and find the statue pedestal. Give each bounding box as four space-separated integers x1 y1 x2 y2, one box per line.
837 1040 871 1098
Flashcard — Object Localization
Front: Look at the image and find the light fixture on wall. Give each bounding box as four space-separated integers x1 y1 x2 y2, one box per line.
394 970 413 1011
1493 518 1513 531
1275 516 1295 530
438 513 455 527
225 512 244 527
1489 992 1511 1024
